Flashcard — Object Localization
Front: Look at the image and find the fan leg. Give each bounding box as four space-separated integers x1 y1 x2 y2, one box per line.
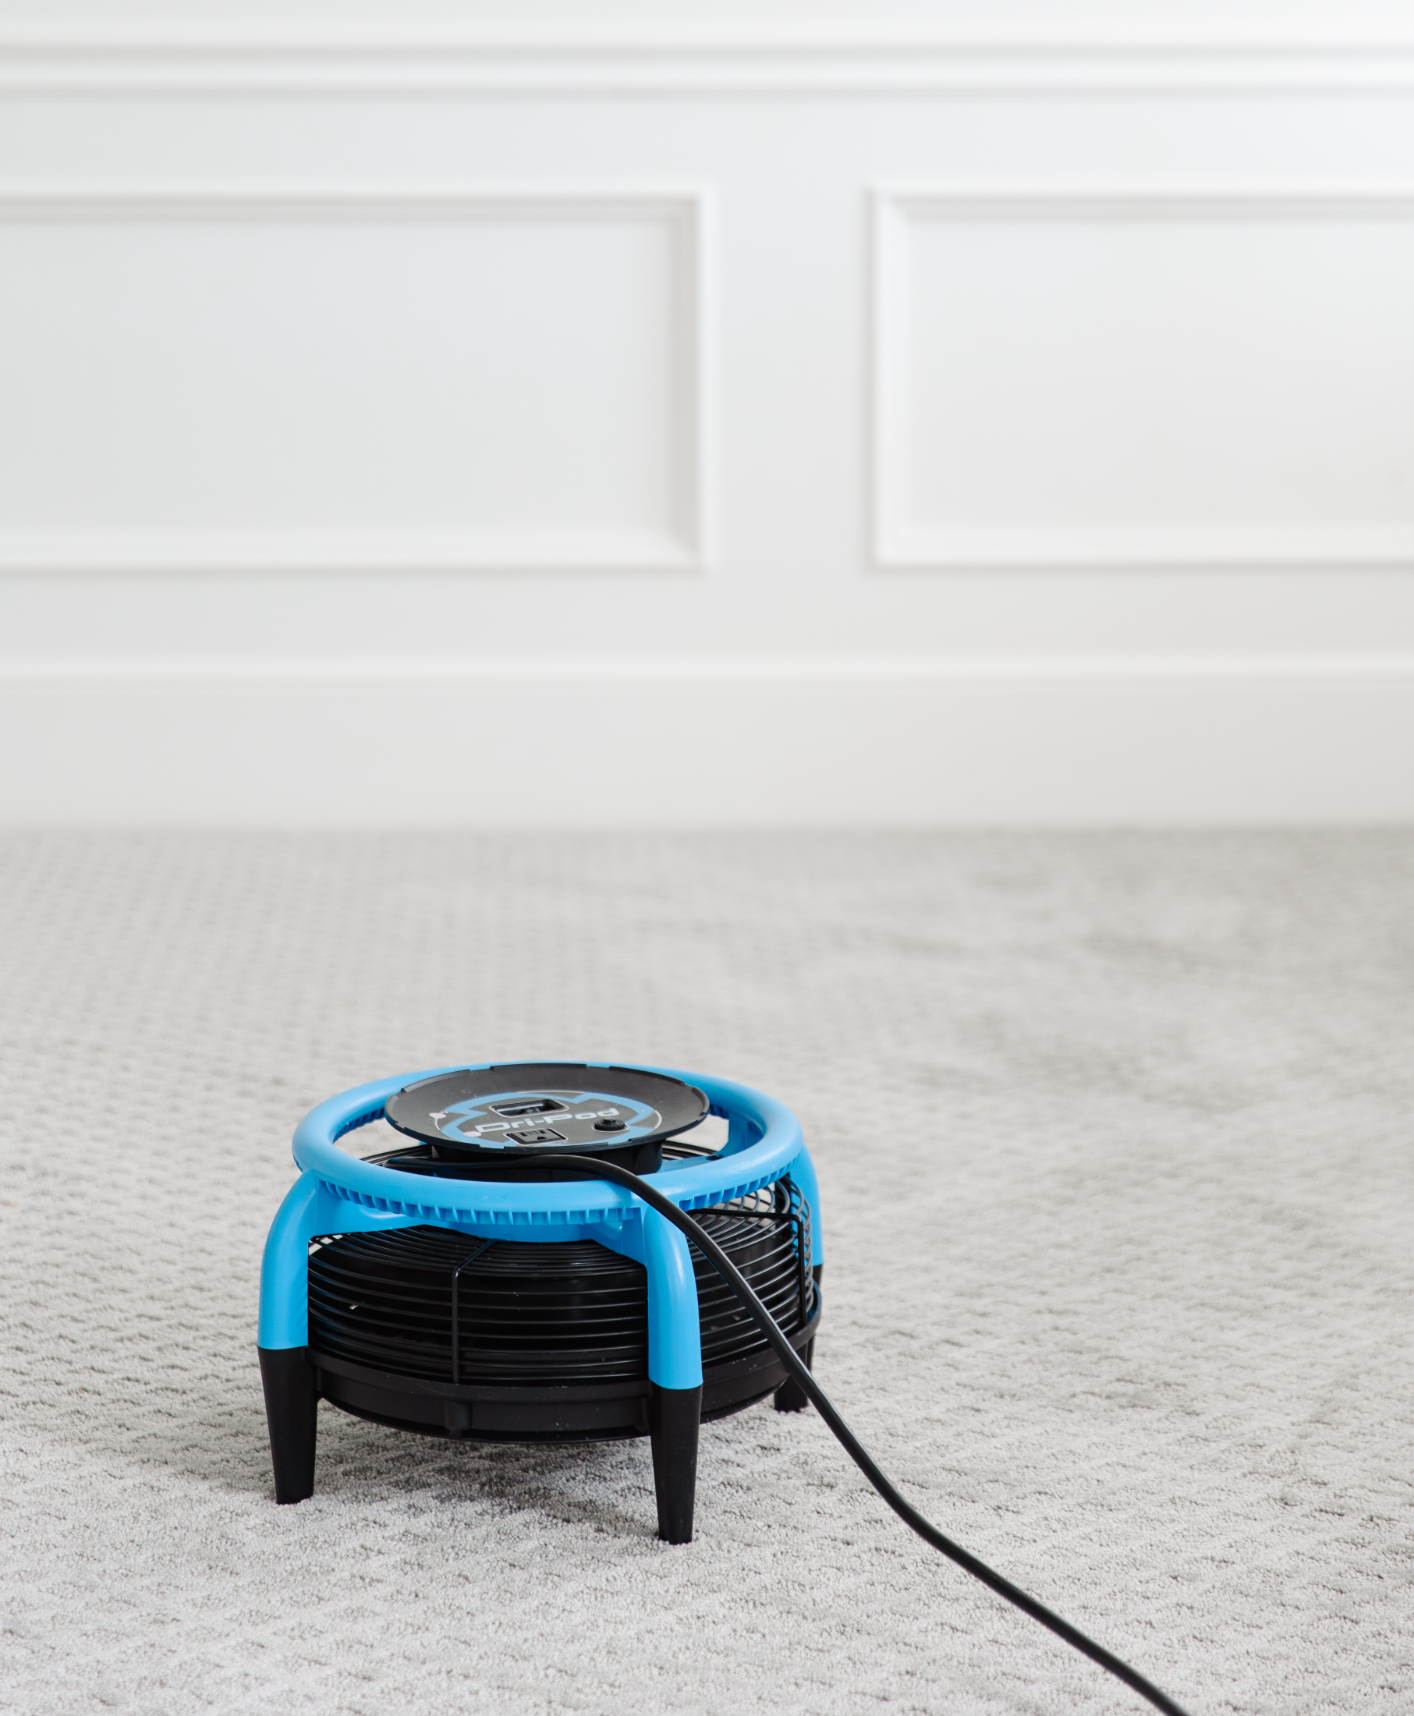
773 1337 815 1412
648 1382 702 1543
258 1346 319 1503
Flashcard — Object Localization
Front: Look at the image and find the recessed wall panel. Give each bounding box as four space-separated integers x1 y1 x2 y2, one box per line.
0 191 705 571
874 191 1414 568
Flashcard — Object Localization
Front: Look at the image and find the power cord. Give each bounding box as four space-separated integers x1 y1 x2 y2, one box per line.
554 1155 1193 1716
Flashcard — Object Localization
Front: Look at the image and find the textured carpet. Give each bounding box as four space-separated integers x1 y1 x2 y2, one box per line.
1 832 1411 1716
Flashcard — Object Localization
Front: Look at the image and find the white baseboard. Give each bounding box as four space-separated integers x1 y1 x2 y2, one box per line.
3 659 1412 826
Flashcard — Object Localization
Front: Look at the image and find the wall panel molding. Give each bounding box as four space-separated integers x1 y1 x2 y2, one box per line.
0 184 713 576
2 29 1414 96
871 186 1414 573
6 653 1414 689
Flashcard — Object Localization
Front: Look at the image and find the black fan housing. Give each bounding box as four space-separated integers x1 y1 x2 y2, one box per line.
308 1173 819 1441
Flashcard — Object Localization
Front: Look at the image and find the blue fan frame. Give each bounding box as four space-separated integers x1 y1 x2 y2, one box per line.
259 1062 822 1392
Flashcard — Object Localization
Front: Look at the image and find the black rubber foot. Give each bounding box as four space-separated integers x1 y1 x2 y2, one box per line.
773 1337 815 1412
258 1345 319 1504
648 1382 701 1543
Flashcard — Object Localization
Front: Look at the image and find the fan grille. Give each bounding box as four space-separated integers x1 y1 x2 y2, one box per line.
308 1178 813 1388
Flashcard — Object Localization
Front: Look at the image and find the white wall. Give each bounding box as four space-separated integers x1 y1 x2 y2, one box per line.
3 6 1414 825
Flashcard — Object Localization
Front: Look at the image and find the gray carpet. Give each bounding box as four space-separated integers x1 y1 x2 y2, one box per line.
1 832 1411 1716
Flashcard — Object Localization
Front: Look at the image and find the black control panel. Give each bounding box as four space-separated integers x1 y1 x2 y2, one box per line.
382 1062 710 1175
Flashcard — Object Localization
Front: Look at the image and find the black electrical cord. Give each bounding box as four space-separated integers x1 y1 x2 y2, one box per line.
554 1155 1193 1716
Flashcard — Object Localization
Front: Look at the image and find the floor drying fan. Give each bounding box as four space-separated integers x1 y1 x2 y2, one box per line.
258 1060 1190 1716
257 1062 821 1543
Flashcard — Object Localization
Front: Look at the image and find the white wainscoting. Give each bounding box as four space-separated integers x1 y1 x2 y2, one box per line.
1 21 1413 826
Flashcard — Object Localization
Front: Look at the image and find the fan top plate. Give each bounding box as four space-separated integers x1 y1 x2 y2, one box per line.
384 1062 709 1157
